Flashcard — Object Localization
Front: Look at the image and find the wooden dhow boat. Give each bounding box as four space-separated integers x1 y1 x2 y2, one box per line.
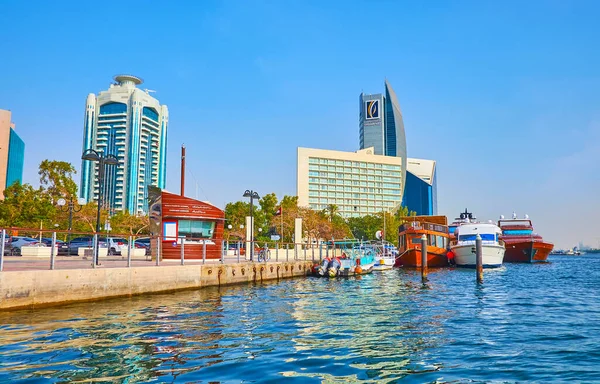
396 215 452 267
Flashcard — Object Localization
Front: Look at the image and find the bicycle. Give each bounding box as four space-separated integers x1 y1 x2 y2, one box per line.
257 246 271 262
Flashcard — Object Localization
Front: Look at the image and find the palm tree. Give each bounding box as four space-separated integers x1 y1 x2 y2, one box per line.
323 204 339 222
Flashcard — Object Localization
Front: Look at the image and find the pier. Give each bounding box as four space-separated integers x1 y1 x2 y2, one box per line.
0 256 314 310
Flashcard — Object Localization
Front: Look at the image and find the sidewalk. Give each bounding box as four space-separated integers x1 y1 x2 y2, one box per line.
0 254 261 272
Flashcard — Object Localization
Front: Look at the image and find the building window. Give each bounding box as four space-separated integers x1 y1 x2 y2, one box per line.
178 220 215 239
99 102 127 115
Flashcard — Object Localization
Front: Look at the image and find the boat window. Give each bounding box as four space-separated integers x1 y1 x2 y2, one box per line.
458 234 496 242
428 235 436 247
503 229 533 235
411 237 422 244
436 236 446 249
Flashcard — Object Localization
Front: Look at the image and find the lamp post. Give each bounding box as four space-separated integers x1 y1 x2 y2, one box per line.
57 196 86 245
81 149 119 265
243 190 259 261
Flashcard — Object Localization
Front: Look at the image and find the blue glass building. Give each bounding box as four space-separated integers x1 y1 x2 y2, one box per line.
80 75 168 214
402 159 437 216
0 109 24 198
6 128 24 187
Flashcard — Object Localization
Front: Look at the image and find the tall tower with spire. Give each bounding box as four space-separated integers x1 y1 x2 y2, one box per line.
80 75 168 214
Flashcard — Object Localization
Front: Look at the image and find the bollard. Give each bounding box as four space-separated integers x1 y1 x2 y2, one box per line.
312 245 315 262
156 237 161 266
476 234 483 283
286 244 289 261
50 231 57 270
319 242 323 261
326 243 329 258
127 236 132 268
203 240 206 264
276 242 279 262
180 236 185 265
421 234 428 282
237 240 241 263
0 229 5 272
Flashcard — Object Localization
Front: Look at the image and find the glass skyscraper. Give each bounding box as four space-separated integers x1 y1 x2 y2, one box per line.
80 75 168 214
402 158 438 216
0 109 24 199
359 80 407 207
6 128 24 188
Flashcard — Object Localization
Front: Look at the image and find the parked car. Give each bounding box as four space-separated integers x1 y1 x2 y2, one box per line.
105 237 129 255
41 238 65 249
4 236 44 256
133 237 151 255
66 237 108 255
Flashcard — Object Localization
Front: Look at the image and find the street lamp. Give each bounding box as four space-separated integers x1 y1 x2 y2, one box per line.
57 196 86 245
81 149 119 265
243 190 259 261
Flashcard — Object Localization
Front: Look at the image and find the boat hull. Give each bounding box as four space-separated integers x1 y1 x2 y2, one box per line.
395 248 449 268
373 256 395 270
452 244 505 268
504 240 553 263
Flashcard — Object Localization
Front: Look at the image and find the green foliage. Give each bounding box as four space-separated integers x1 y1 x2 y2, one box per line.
0 183 54 228
223 192 414 246
38 160 77 200
110 210 149 236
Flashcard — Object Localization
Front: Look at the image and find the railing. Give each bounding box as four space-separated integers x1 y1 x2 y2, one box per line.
0 227 344 272
399 222 449 234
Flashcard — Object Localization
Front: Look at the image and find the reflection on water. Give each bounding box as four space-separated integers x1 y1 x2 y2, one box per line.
1 256 600 382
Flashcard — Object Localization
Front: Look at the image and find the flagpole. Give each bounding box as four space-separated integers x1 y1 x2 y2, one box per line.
281 207 284 243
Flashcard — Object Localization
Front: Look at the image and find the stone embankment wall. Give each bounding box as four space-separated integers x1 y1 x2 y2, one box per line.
0 261 315 310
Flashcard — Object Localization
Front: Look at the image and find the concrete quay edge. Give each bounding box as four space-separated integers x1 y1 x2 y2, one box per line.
0 261 315 311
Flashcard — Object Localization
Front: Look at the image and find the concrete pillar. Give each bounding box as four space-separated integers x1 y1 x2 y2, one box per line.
245 216 252 261
294 218 302 251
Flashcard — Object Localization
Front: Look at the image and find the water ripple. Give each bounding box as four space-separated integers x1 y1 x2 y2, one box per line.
1 255 600 382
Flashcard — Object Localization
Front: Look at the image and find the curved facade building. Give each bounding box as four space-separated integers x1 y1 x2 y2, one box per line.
80 75 168 214
359 80 407 204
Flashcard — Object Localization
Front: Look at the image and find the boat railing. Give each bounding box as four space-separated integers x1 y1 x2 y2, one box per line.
399 222 448 234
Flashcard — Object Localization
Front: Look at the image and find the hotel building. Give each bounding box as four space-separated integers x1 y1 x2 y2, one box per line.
297 147 404 218
0 109 25 199
80 75 168 214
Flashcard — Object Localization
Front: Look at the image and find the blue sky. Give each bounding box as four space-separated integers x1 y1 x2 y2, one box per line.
1 0 599 249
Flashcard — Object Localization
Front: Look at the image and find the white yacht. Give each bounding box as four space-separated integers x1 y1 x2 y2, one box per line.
451 222 505 268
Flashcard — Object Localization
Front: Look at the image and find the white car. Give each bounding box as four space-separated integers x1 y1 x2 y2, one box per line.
5 236 44 256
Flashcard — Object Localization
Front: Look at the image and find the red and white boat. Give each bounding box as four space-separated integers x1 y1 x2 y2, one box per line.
498 213 554 263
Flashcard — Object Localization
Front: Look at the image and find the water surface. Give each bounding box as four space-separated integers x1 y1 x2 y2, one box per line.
1 255 599 382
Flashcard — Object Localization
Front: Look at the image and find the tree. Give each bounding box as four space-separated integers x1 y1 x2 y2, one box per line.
0 183 55 229
38 160 77 201
259 192 278 230
110 211 149 236
224 201 250 240
272 195 299 243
